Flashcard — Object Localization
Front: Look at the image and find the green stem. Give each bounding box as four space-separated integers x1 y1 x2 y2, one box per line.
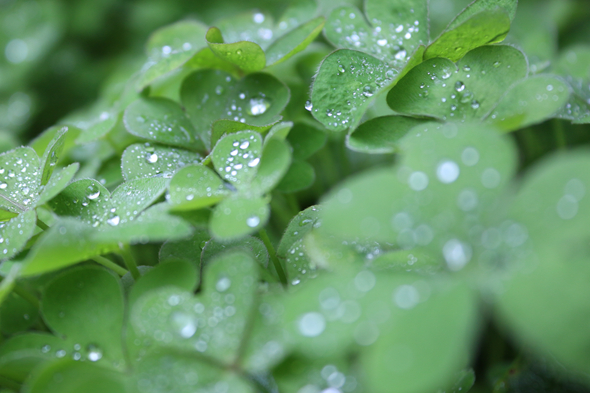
91 256 128 277
552 119 567 150
285 193 300 216
119 244 140 281
36 218 49 231
258 229 287 287
13 284 40 308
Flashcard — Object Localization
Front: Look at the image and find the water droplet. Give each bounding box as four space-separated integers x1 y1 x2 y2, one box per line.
253 12 265 23
377 39 388 46
170 311 197 338
147 153 158 163
461 147 479 166
455 81 465 92
236 49 243 56
86 344 102 362
216 277 231 292
87 191 100 200
248 97 270 116
247 158 260 167
298 312 326 337
246 216 260 228
408 171 428 191
393 285 420 309
215 86 224 95
436 160 460 184
305 100 313 111
337 64 345 73
107 216 120 226
443 239 472 271
362 86 374 97
471 100 480 109
493 61 501 68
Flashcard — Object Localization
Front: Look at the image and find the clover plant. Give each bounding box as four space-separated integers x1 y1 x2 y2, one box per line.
0 0 590 392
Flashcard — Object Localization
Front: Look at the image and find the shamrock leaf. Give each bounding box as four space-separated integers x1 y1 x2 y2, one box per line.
347 115 427 154
388 45 527 122
274 269 478 393
123 97 206 152
181 70 290 149
135 20 209 90
425 0 517 61
130 250 259 365
277 205 322 287
0 266 126 383
121 143 202 181
209 196 270 241
321 122 517 272
495 152 590 377
0 210 37 261
324 0 428 64
205 3 325 71
553 45 590 124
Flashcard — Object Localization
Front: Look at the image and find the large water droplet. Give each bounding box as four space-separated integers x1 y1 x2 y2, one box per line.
436 160 460 184
248 97 270 116
87 191 100 200
246 216 260 227
86 344 102 362
455 81 465 92
107 216 120 226
170 311 198 338
298 312 326 337
305 100 313 111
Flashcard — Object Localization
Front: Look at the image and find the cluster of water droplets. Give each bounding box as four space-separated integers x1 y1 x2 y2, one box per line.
329 9 421 67
557 75 590 121
295 364 360 393
283 208 323 286
312 56 396 129
123 143 201 180
215 134 261 185
40 342 104 363
0 150 40 211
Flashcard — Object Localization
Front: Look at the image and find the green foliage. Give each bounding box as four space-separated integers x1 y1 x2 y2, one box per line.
1 0 590 392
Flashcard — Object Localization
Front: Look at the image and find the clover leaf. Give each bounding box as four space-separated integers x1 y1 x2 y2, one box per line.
205 3 325 72
181 70 290 149
121 143 202 181
553 45 590 124
135 20 209 91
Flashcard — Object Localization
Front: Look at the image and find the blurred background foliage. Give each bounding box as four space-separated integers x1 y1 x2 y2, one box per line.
1 0 589 155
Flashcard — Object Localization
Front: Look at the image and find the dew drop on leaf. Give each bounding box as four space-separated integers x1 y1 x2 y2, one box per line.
247 97 270 116
86 344 102 362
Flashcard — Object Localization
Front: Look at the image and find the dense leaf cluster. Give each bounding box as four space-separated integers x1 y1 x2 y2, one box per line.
0 0 590 392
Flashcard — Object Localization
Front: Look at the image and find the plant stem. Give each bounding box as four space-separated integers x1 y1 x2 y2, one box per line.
119 244 140 280
285 193 300 216
91 256 128 277
258 229 287 287
552 119 567 150
13 284 40 308
36 217 49 231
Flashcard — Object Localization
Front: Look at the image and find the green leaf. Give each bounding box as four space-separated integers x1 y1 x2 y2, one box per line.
361 279 477 393
210 197 269 241
277 205 322 286
275 160 315 193
486 75 571 132
265 17 325 66
48 179 110 226
211 131 263 189
160 230 211 267
25 359 128 393
321 122 517 270
497 152 590 376
29 125 81 158
286 123 327 160
201 236 269 270
249 138 292 195
121 143 202 181
39 128 67 186
130 251 259 364
0 291 38 335
128 260 198 306
448 0 518 30
109 177 168 226
123 97 205 151
168 164 230 211
133 351 255 393
425 10 511 62
181 70 289 149
41 266 125 368
310 50 395 132
206 27 266 73
347 115 427 154
211 119 277 149
388 45 528 122
20 218 119 277
0 147 41 213
0 210 37 261
325 0 428 65
37 163 80 205
0 333 63 382
92 203 193 244
136 20 209 90
552 46 590 124
263 121 293 145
